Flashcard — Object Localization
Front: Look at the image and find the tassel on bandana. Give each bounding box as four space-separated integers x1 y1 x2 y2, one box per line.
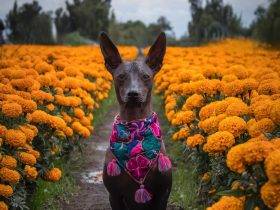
107 112 171 203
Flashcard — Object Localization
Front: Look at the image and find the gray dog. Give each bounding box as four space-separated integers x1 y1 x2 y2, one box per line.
100 32 172 210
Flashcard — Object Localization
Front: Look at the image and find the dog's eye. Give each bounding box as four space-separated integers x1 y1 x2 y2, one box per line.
142 74 151 80
118 74 126 80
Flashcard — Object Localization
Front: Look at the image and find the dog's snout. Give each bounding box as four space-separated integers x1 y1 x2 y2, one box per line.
127 91 139 98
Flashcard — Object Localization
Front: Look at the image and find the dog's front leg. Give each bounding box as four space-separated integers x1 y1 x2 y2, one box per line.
109 194 127 210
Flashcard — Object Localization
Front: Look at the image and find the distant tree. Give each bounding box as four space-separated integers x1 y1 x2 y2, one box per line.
55 0 111 40
251 0 280 44
55 8 72 36
108 16 172 47
0 19 5 44
147 16 172 43
188 0 243 42
6 1 53 44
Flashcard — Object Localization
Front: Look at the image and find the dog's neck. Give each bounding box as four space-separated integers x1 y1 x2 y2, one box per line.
117 91 153 122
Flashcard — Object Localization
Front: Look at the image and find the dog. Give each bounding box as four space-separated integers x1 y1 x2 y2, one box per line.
100 32 172 210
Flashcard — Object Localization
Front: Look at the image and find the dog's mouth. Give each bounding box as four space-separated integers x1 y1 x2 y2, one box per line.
124 96 145 106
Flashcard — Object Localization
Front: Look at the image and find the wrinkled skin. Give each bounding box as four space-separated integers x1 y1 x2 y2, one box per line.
100 32 172 210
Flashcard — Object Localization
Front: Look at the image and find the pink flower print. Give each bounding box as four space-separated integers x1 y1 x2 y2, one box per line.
126 155 151 181
110 126 118 142
130 143 143 157
150 122 161 138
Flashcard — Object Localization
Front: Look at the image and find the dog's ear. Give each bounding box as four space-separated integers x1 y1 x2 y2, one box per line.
145 32 166 74
99 32 122 73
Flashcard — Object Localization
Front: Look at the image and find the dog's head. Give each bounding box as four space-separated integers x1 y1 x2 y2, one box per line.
99 32 166 106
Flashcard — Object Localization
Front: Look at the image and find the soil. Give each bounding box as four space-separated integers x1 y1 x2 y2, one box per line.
59 102 183 210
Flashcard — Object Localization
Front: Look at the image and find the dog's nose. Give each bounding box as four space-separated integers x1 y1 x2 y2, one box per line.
127 91 139 98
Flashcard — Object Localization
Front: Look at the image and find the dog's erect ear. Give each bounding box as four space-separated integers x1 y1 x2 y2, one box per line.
99 32 122 72
145 32 166 74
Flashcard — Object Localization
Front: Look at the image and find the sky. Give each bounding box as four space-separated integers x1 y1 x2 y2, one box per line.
0 0 269 38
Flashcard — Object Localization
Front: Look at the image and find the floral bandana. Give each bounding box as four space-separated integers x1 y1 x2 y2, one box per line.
110 112 161 181
107 112 171 203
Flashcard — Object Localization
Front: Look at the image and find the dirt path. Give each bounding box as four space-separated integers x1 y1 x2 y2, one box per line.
59 104 117 210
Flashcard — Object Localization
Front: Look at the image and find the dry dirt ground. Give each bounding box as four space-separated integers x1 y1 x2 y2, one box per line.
59 103 182 210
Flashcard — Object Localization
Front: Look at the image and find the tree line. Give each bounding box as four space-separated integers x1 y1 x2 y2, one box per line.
0 0 279 46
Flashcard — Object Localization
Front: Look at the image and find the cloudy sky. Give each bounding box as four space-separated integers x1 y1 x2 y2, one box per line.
0 0 269 38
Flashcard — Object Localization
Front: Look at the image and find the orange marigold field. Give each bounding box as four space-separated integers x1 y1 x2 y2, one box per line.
153 39 280 209
0 45 137 208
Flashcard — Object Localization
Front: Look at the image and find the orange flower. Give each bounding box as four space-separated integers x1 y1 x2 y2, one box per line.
45 168 62 182
0 184 13 197
4 129 26 147
265 150 280 183
218 116 247 137
207 196 244 210
203 131 235 154
0 201 8 210
1 102 22 118
24 165 38 180
0 155 17 169
261 182 280 208
18 152 36 166
186 134 205 148
0 167 21 184
227 141 275 173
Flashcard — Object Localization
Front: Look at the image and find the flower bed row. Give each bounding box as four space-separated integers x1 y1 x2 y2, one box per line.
153 39 280 209
0 45 137 209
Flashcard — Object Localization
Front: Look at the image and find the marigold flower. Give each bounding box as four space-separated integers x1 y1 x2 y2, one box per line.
45 167 62 182
199 101 228 120
5 129 26 147
46 103 55 111
19 125 36 142
1 102 22 118
182 94 204 110
207 196 244 210
74 108 85 119
186 134 205 148
258 81 280 95
199 114 227 134
18 152 36 166
0 155 17 169
252 100 273 120
227 141 275 173
172 126 190 141
0 201 8 210
218 116 247 137
24 165 38 180
248 118 275 137
171 110 195 126
270 100 280 125
80 116 91 126
31 90 54 102
0 184 13 197
260 182 280 208
203 131 235 154
71 121 90 138
225 101 249 117
222 74 238 82
0 167 21 184
265 150 280 183
55 95 81 107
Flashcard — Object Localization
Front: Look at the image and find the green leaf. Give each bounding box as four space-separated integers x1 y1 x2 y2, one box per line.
245 197 256 210
216 189 245 197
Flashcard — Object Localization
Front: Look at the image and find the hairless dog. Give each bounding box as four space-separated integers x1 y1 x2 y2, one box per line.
100 32 172 210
